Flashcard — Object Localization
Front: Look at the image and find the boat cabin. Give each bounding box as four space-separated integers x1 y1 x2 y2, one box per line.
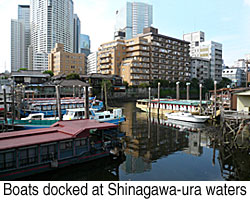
0 120 121 180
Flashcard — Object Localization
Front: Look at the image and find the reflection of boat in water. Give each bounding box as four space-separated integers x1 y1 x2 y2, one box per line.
165 119 206 132
165 112 209 123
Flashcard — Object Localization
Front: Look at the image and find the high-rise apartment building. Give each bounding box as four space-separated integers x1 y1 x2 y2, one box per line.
73 14 81 53
183 31 223 82
191 57 210 82
80 34 91 56
48 43 85 76
30 0 74 71
11 19 24 72
98 27 191 86
115 2 153 40
87 52 98 74
18 5 30 69
11 5 30 72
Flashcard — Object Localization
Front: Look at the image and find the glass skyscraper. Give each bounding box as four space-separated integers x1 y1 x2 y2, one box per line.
115 2 153 40
11 5 30 72
80 34 90 56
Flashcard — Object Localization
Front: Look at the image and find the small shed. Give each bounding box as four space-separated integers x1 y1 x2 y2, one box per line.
235 89 250 112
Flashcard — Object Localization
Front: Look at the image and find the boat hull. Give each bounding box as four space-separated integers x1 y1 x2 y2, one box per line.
0 150 111 181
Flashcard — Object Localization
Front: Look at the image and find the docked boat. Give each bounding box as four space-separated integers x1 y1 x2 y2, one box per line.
21 97 103 117
8 113 58 130
136 99 210 115
9 107 126 130
63 108 126 125
0 119 125 180
165 112 209 123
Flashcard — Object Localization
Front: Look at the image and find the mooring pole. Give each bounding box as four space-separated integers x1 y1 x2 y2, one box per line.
148 87 151 114
176 82 180 100
3 87 7 126
214 81 217 119
78 85 81 98
186 82 190 100
56 86 62 121
199 84 202 115
73 85 75 98
157 82 160 116
11 86 15 125
85 86 89 119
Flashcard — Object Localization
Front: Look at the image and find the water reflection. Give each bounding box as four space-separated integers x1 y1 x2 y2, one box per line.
17 102 250 181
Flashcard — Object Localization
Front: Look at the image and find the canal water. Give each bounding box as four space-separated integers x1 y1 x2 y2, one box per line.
20 102 250 181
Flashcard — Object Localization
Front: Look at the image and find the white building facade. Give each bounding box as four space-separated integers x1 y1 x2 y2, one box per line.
183 31 223 82
222 68 242 87
115 2 153 39
87 52 98 74
30 0 74 71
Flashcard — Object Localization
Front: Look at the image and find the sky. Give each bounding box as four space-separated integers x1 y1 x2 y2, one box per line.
0 0 250 72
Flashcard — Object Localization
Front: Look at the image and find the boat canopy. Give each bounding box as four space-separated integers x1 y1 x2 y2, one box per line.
0 120 117 151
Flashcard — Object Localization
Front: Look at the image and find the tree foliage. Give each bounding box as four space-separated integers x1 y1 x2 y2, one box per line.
43 70 54 77
66 73 80 80
18 68 28 72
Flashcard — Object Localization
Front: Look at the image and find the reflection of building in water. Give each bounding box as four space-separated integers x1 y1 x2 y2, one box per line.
183 132 203 156
121 154 151 174
218 146 250 181
121 110 189 174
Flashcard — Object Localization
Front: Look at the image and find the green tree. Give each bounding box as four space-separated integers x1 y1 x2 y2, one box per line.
43 70 54 77
18 68 28 72
123 81 129 89
66 73 80 80
203 78 214 92
217 77 232 89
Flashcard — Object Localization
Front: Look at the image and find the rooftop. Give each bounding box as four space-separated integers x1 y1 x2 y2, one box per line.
0 120 117 151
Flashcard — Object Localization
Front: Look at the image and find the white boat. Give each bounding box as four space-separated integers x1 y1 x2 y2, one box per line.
21 113 58 121
165 112 209 123
62 108 126 125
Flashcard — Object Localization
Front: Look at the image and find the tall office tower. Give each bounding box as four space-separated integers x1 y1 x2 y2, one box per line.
11 5 30 72
73 14 81 53
80 34 91 56
18 5 30 68
30 0 74 71
183 31 223 82
11 19 24 72
115 2 153 40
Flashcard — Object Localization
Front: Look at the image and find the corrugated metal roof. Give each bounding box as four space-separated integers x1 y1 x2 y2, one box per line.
0 120 117 151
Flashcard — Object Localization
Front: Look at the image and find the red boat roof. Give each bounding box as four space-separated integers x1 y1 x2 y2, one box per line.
0 120 117 151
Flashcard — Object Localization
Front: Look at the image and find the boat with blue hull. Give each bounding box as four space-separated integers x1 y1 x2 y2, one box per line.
63 108 126 125
8 107 126 130
0 120 125 181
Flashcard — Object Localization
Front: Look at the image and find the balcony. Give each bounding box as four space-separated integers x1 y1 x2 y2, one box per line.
100 58 111 64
